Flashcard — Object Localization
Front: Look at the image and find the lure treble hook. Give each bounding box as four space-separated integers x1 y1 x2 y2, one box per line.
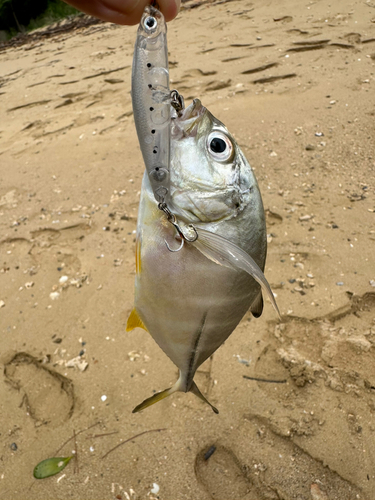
158 202 198 252
165 237 184 252
170 89 185 116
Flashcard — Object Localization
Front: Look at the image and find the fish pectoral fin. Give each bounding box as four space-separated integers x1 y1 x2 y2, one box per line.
132 386 177 413
190 381 219 414
250 292 263 318
192 227 281 320
126 308 149 333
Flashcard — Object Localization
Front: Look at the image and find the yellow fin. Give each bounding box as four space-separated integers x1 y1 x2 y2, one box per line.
132 377 219 414
132 386 176 413
126 308 148 333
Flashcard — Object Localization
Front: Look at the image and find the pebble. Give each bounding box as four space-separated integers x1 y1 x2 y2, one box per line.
204 446 217 461
65 356 88 371
128 350 141 361
10 443 17 451
49 292 60 300
59 275 68 284
101 395 107 402
234 354 251 366
370 280 375 287
299 215 312 221
150 483 160 495
0 300 5 308
311 483 329 500
336 282 344 286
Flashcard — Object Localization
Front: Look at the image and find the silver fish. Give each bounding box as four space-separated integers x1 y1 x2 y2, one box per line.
128 6 279 414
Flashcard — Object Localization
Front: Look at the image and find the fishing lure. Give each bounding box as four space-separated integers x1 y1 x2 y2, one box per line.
131 4 172 205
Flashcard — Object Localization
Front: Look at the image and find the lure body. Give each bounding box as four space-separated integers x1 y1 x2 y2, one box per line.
131 5 171 203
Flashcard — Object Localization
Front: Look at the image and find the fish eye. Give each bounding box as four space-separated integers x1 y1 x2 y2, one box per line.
210 137 226 153
207 132 234 162
144 16 157 32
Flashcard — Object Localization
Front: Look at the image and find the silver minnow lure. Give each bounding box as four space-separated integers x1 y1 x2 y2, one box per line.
128 6 280 415
131 5 171 204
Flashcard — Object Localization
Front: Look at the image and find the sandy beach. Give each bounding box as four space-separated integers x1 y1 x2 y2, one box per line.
0 0 375 498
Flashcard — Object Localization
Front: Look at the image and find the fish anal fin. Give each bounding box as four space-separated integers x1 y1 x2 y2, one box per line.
250 292 263 318
126 308 148 333
190 381 219 414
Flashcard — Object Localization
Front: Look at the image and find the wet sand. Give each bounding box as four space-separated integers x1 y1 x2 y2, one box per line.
0 0 375 498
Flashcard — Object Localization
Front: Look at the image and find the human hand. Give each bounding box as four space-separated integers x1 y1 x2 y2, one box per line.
63 0 180 25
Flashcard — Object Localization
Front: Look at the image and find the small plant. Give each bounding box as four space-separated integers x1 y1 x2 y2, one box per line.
33 456 73 479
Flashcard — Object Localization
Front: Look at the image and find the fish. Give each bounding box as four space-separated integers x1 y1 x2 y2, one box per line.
127 5 279 414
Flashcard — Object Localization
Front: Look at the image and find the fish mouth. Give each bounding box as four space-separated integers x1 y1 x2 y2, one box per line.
180 99 205 121
172 99 207 138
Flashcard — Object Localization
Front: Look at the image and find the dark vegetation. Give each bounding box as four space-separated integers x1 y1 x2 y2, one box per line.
0 0 78 38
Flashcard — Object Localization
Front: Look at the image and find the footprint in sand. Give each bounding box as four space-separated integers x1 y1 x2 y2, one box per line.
195 445 252 499
195 417 361 500
4 352 75 427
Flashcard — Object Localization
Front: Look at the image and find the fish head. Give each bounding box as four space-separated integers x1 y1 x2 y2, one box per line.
170 99 255 223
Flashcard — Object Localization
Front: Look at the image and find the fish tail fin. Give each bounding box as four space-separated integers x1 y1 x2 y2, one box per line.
132 375 219 414
132 376 183 413
190 381 219 414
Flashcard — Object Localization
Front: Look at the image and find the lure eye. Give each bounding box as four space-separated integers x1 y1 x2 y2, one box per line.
207 132 234 162
144 16 157 32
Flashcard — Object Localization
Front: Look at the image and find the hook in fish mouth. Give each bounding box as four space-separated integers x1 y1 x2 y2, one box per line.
172 99 207 139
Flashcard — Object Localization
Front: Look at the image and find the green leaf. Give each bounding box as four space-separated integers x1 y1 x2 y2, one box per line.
33 456 73 479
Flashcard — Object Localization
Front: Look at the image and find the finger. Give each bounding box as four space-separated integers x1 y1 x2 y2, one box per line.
63 0 180 25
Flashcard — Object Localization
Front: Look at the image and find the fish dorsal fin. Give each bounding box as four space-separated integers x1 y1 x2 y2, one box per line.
126 308 149 332
192 227 281 319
